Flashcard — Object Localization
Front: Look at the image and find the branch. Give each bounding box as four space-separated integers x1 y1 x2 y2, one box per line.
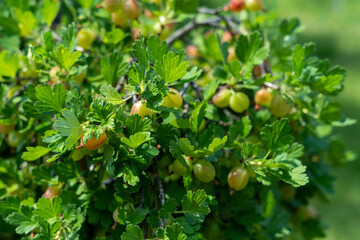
166 17 223 46
180 82 191 97
154 158 165 228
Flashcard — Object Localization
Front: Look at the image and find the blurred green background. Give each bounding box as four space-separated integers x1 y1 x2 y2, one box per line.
273 1 360 239
200 0 360 239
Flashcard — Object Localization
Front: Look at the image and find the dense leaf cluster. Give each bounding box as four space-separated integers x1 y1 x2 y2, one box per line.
0 0 355 239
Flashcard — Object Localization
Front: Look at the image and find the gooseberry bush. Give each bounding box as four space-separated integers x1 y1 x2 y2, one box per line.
0 0 356 239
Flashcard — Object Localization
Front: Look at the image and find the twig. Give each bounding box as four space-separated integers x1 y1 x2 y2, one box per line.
223 109 240 121
197 6 226 15
180 82 191 97
115 76 126 92
166 17 223 46
192 82 202 100
154 158 165 228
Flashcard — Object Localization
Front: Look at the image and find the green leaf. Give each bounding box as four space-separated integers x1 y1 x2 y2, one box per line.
118 165 140 186
55 109 82 148
284 166 309 187
124 114 152 135
49 45 82 70
87 99 115 125
104 28 126 45
100 85 125 104
260 118 294 151
229 116 252 142
132 33 149 70
101 51 125 84
22 146 51 161
121 224 144 240
203 79 219 101
43 31 54 53
0 51 19 78
292 44 306 77
35 84 67 114
190 101 207 133
182 190 210 224
61 23 78 51
172 0 199 13
208 136 228 153
6 212 38 234
165 223 187 240
311 75 343 95
121 132 152 149
34 197 64 220
147 35 168 63
42 0 61 27
235 32 264 64
155 51 189 83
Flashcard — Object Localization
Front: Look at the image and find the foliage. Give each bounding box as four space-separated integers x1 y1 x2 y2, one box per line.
0 0 356 239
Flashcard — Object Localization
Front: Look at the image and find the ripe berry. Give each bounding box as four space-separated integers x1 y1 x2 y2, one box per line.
77 29 95 50
130 100 153 119
270 95 292 117
212 89 232 108
193 159 216 182
229 0 246 12
227 167 249 191
103 0 122 13
162 88 183 108
123 0 141 20
221 31 233 43
255 88 271 106
229 92 250 113
252 65 263 79
43 186 61 200
186 45 201 58
84 132 106 150
246 0 263 12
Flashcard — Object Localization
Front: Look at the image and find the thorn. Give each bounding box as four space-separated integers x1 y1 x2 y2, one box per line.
230 189 235 196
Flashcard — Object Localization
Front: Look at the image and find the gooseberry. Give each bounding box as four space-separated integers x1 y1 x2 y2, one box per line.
103 0 122 13
193 159 216 183
246 0 263 12
229 92 250 113
229 0 246 12
43 186 61 200
83 132 106 150
130 100 153 119
227 167 249 191
255 88 271 106
162 88 183 108
77 29 95 50
123 0 141 20
212 89 232 108
270 95 292 117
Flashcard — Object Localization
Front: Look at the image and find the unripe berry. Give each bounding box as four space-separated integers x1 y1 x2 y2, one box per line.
162 88 183 108
270 95 292 117
227 167 249 191
212 89 232 108
123 0 141 20
229 0 246 12
113 209 119 222
84 132 106 150
130 100 152 119
169 158 193 176
229 92 250 113
7 131 22 148
103 0 122 13
193 159 216 183
72 148 86 161
77 29 95 50
112 7 130 28
255 88 271 106
246 0 263 12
